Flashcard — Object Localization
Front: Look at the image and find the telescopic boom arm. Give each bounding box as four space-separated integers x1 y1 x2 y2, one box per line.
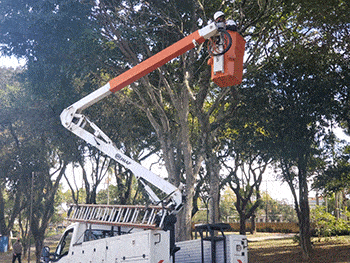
61 22 218 115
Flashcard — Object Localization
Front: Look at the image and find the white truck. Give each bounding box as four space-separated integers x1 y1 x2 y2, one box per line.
42 205 248 263
43 12 247 263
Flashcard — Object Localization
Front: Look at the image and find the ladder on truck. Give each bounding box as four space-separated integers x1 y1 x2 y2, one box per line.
67 204 169 229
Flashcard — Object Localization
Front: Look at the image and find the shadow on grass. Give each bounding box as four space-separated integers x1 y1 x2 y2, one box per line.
249 237 350 263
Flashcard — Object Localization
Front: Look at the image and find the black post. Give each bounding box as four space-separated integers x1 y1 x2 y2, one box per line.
163 214 180 263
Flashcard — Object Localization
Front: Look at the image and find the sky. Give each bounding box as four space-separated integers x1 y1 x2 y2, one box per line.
0 55 25 68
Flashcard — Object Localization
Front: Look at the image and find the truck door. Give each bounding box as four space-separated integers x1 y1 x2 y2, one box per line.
53 228 74 262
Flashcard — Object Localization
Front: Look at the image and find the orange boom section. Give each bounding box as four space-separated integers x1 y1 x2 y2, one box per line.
209 31 246 87
108 31 205 93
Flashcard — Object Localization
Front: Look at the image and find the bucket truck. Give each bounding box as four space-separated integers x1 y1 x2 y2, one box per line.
42 13 247 263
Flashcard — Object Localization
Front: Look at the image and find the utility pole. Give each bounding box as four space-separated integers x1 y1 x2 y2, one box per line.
107 176 110 205
265 180 268 223
28 172 34 263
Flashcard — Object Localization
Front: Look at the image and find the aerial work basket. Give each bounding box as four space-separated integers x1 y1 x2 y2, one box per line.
208 31 246 87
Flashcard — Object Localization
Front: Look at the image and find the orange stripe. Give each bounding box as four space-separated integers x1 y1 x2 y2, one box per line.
109 31 205 93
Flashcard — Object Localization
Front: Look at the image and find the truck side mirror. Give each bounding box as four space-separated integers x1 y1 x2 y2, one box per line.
41 246 51 263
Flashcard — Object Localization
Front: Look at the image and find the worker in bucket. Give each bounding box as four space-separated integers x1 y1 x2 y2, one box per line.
214 11 237 31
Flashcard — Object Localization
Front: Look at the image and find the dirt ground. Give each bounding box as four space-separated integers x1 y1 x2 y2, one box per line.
0 250 36 263
1 234 349 262
0 235 59 263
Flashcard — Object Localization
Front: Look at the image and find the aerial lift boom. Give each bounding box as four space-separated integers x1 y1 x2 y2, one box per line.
60 20 245 222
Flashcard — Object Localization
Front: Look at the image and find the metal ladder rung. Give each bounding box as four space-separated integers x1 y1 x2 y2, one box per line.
95 207 103 219
147 209 155 225
131 209 139 223
108 208 116 222
90 207 97 220
84 207 92 220
76 207 84 219
125 208 133 223
142 210 149 224
101 208 109 221
115 208 123 223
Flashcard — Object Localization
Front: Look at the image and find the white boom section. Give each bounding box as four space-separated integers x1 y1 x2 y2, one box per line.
60 22 220 214
61 109 182 211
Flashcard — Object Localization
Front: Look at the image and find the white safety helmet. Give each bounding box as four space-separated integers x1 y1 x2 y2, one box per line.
226 20 235 26
214 11 225 21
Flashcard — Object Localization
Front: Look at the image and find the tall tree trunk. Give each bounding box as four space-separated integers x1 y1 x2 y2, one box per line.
30 164 67 262
208 156 220 224
282 159 312 259
176 93 196 241
177 182 195 241
239 212 247 235
34 233 45 263
196 106 221 224
298 166 312 260
0 186 6 236
250 214 256 235
335 191 340 219
0 183 23 237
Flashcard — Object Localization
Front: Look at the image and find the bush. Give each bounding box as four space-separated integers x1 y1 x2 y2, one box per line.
311 206 350 237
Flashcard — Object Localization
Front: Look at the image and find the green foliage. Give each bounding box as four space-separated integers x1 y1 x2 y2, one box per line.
96 182 144 205
311 206 350 238
61 187 87 205
0 65 69 260
260 193 298 223
220 188 239 222
314 145 350 194
228 222 299 233
0 0 103 114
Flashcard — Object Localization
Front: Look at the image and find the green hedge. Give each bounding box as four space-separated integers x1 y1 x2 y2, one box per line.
192 222 299 233
229 222 299 233
311 206 350 237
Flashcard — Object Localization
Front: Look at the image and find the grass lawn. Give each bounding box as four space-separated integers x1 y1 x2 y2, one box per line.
249 235 350 263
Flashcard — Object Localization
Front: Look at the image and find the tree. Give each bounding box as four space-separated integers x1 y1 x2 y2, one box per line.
261 193 297 223
0 3 104 260
245 37 347 260
0 0 292 243
29 167 67 262
235 0 350 257
0 67 26 237
91 0 289 240
313 144 350 196
0 66 70 262
3 1 348 254
93 0 232 240
224 155 268 234
219 188 240 223
215 79 274 234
